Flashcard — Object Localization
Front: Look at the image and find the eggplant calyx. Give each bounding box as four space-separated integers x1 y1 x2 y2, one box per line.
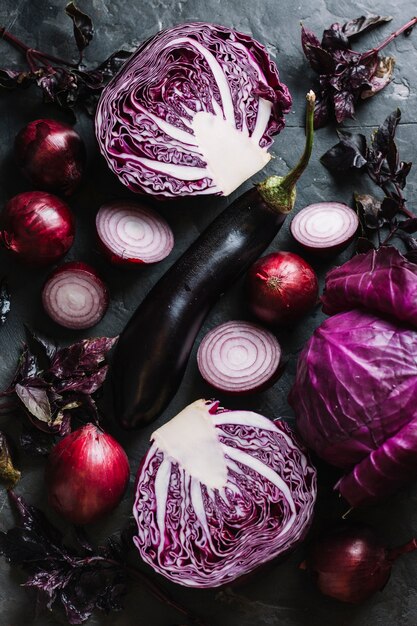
257 90 315 214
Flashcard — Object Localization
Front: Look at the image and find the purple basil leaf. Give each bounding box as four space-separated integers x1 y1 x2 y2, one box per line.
313 97 331 129
7 491 64 547
51 337 117 379
355 193 384 230
397 231 417 251
0 278 11 325
372 108 401 156
55 366 109 395
65 2 94 59
333 90 356 123
399 218 417 234
15 384 51 423
342 14 392 40
321 22 350 50
380 196 400 220
396 161 412 189
361 56 395 99
321 131 367 171
25 328 58 363
301 25 335 73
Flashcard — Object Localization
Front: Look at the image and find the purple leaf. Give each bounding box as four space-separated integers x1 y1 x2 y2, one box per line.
301 26 335 73
65 2 94 58
333 90 355 123
322 22 350 50
50 337 117 379
321 131 367 171
342 14 393 40
361 56 395 98
15 384 51 423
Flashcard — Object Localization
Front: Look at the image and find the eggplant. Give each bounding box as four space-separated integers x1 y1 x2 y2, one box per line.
112 91 315 429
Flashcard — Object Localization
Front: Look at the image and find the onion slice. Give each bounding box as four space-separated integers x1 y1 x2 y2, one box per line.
42 262 109 329
197 320 282 394
96 201 174 266
290 202 359 255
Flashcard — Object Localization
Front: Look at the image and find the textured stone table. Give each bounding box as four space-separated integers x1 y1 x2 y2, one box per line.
1 0 417 624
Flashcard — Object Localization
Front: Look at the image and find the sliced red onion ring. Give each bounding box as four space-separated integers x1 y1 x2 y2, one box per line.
197 320 282 394
290 202 359 255
96 201 174 266
42 262 109 329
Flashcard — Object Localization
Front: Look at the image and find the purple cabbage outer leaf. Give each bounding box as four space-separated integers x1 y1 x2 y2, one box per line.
95 22 292 198
321 246 417 327
133 399 316 588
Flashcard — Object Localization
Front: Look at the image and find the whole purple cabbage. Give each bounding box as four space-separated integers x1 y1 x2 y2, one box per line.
289 246 417 507
95 22 291 198
133 399 316 588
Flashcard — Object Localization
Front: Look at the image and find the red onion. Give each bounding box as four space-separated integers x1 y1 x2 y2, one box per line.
197 320 282 394
290 202 359 255
96 201 174 266
246 251 319 326
46 423 130 525
42 262 109 330
15 119 86 196
0 191 75 266
301 524 417 603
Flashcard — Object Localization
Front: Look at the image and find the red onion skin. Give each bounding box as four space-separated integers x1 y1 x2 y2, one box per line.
301 525 417 604
246 252 319 326
42 261 109 329
46 424 130 525
0 191 75 266
15 119 86 196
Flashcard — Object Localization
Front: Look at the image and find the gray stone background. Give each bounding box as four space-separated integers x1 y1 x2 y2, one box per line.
0 0 417 624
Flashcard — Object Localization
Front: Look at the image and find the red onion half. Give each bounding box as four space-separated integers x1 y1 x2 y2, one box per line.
290 202 359 255
42 262 109 330
197 320 282 394
15 119 86 196
46 423 130 525
0 191 75 266
246 251 318 326
96 201 174 266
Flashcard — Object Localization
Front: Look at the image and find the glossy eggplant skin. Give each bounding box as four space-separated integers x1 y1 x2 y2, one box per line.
112 187 286 429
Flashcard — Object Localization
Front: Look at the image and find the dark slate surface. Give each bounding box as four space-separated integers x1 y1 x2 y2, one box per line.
1 1 417 625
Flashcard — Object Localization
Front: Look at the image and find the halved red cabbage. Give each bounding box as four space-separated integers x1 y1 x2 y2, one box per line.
321 246 417 326
133 399 316 588
290 247 417 507
95 22 291 198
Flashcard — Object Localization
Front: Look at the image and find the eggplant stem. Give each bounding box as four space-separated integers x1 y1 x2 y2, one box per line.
280 90 316 193
257 91 315 214
388 538 417 562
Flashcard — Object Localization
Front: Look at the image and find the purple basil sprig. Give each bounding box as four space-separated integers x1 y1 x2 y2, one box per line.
321 108 417 255
301 15 417 128
0 492 206 625
0 2 131 114
0 329 117 440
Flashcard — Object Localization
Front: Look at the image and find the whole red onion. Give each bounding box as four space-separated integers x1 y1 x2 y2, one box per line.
0 191 75 266
246 251 318 326
15 119 86 196
46 424 130 525
301 524 417 603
